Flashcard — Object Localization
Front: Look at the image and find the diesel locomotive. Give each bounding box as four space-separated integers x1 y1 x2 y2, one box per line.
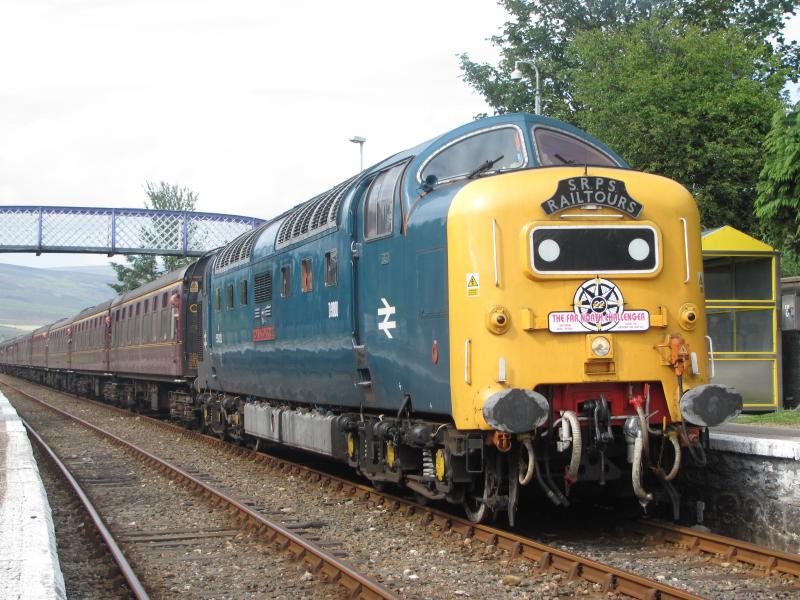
0 113 743 524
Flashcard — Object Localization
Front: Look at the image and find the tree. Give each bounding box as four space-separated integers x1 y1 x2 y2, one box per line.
109 182 199 293
458 1 796 234
459 0 797 120
756 105 800 274
566 21 785 231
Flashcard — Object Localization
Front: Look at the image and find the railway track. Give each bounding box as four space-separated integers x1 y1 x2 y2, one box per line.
24 419 148 599
6 374 799 599
7 380 394 599
634 520 800 581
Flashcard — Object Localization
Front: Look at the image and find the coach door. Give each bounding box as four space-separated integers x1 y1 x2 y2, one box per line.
353 161 408 406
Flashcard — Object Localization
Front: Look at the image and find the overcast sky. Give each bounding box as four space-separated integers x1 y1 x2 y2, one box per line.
1 1 798 269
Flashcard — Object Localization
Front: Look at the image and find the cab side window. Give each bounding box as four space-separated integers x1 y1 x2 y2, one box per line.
364 163 405 240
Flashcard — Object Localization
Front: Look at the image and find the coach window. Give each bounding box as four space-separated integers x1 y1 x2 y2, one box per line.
301 258 313 293
533 127 616 167
325 251 338 287
240 279 249 306
281 265 291 298
161 306 168 340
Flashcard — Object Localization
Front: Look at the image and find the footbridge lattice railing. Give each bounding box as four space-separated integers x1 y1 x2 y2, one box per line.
0 206 265 256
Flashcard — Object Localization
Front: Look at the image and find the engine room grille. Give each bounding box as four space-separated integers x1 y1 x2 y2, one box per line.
254 271 273 304
275 175 356 249
213 225 265 274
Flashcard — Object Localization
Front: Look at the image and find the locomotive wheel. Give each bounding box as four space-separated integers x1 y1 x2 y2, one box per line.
463 463 500 524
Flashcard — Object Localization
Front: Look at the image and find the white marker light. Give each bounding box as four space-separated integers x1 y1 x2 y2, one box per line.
591 336 611 357
538 239 560 262
628 238 650 261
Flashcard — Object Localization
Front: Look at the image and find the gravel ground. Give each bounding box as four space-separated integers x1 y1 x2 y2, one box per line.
9 389 346 599
32 442 134 600
2 378 612 600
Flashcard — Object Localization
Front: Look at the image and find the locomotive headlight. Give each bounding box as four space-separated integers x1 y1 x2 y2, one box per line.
590 336 611 357
628 238 650 261
538 239 560 262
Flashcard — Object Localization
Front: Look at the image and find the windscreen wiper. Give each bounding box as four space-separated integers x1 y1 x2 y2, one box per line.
467 155 504 179
554 153 575 164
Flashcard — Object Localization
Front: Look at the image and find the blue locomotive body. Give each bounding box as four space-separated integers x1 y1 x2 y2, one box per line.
198 114 623 418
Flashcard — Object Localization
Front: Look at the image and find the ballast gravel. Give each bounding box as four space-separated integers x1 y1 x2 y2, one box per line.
3 378 608 599
9 388 349 599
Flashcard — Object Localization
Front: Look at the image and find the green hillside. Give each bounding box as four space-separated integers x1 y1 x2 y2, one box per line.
0 263 117 339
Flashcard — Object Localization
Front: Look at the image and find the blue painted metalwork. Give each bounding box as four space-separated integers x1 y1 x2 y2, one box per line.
0 205 265 256
196 114 628 415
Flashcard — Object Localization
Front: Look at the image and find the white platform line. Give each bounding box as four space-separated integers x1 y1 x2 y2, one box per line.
0 391 66 600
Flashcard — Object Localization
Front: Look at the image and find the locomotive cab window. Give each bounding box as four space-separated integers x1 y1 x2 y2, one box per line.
530 225 659 275
301 258 313 292
419 126 526 184
364 163 405 240
533 127 617 167
324 251 338 287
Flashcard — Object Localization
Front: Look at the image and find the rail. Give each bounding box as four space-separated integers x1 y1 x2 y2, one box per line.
22 417 150 600
635 520 800 578
9 383 395 600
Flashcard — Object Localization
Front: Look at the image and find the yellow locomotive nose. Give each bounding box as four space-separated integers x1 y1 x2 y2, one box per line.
445 166 737 431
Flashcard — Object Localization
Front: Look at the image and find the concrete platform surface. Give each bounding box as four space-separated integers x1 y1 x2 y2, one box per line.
0 391 66 600
710 422 800 460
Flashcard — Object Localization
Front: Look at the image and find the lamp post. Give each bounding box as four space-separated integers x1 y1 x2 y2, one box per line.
349 136 366 171
510 61 541 116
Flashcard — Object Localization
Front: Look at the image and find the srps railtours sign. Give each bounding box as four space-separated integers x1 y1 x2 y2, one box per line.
541 177 643 218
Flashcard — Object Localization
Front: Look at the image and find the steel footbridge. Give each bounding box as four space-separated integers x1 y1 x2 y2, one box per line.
0 206 264 256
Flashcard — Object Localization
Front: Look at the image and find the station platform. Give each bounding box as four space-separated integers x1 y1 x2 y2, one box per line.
0 391 65 600
710 422 800 460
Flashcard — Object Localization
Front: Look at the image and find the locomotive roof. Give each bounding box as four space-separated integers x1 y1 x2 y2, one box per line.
240 113 626 263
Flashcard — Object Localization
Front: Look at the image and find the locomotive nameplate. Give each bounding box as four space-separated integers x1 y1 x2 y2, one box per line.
253 325 276 341
548 278 649 333
541 177 643 218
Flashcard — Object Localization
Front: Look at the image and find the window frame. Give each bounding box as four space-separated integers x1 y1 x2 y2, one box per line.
240 279 249 306
324 250 338 287
531 125 618 168
280 265 292 298
364 163 405 242
416 124 528 185
226 283 235 310
301 258 313 293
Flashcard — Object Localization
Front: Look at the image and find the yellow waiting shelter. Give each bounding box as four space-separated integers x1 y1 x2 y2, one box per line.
702 226 781 411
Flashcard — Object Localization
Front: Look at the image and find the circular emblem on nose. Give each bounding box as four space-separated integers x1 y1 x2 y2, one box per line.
573 278 624 331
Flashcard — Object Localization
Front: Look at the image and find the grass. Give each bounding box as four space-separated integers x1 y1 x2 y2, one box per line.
732 410 800 428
